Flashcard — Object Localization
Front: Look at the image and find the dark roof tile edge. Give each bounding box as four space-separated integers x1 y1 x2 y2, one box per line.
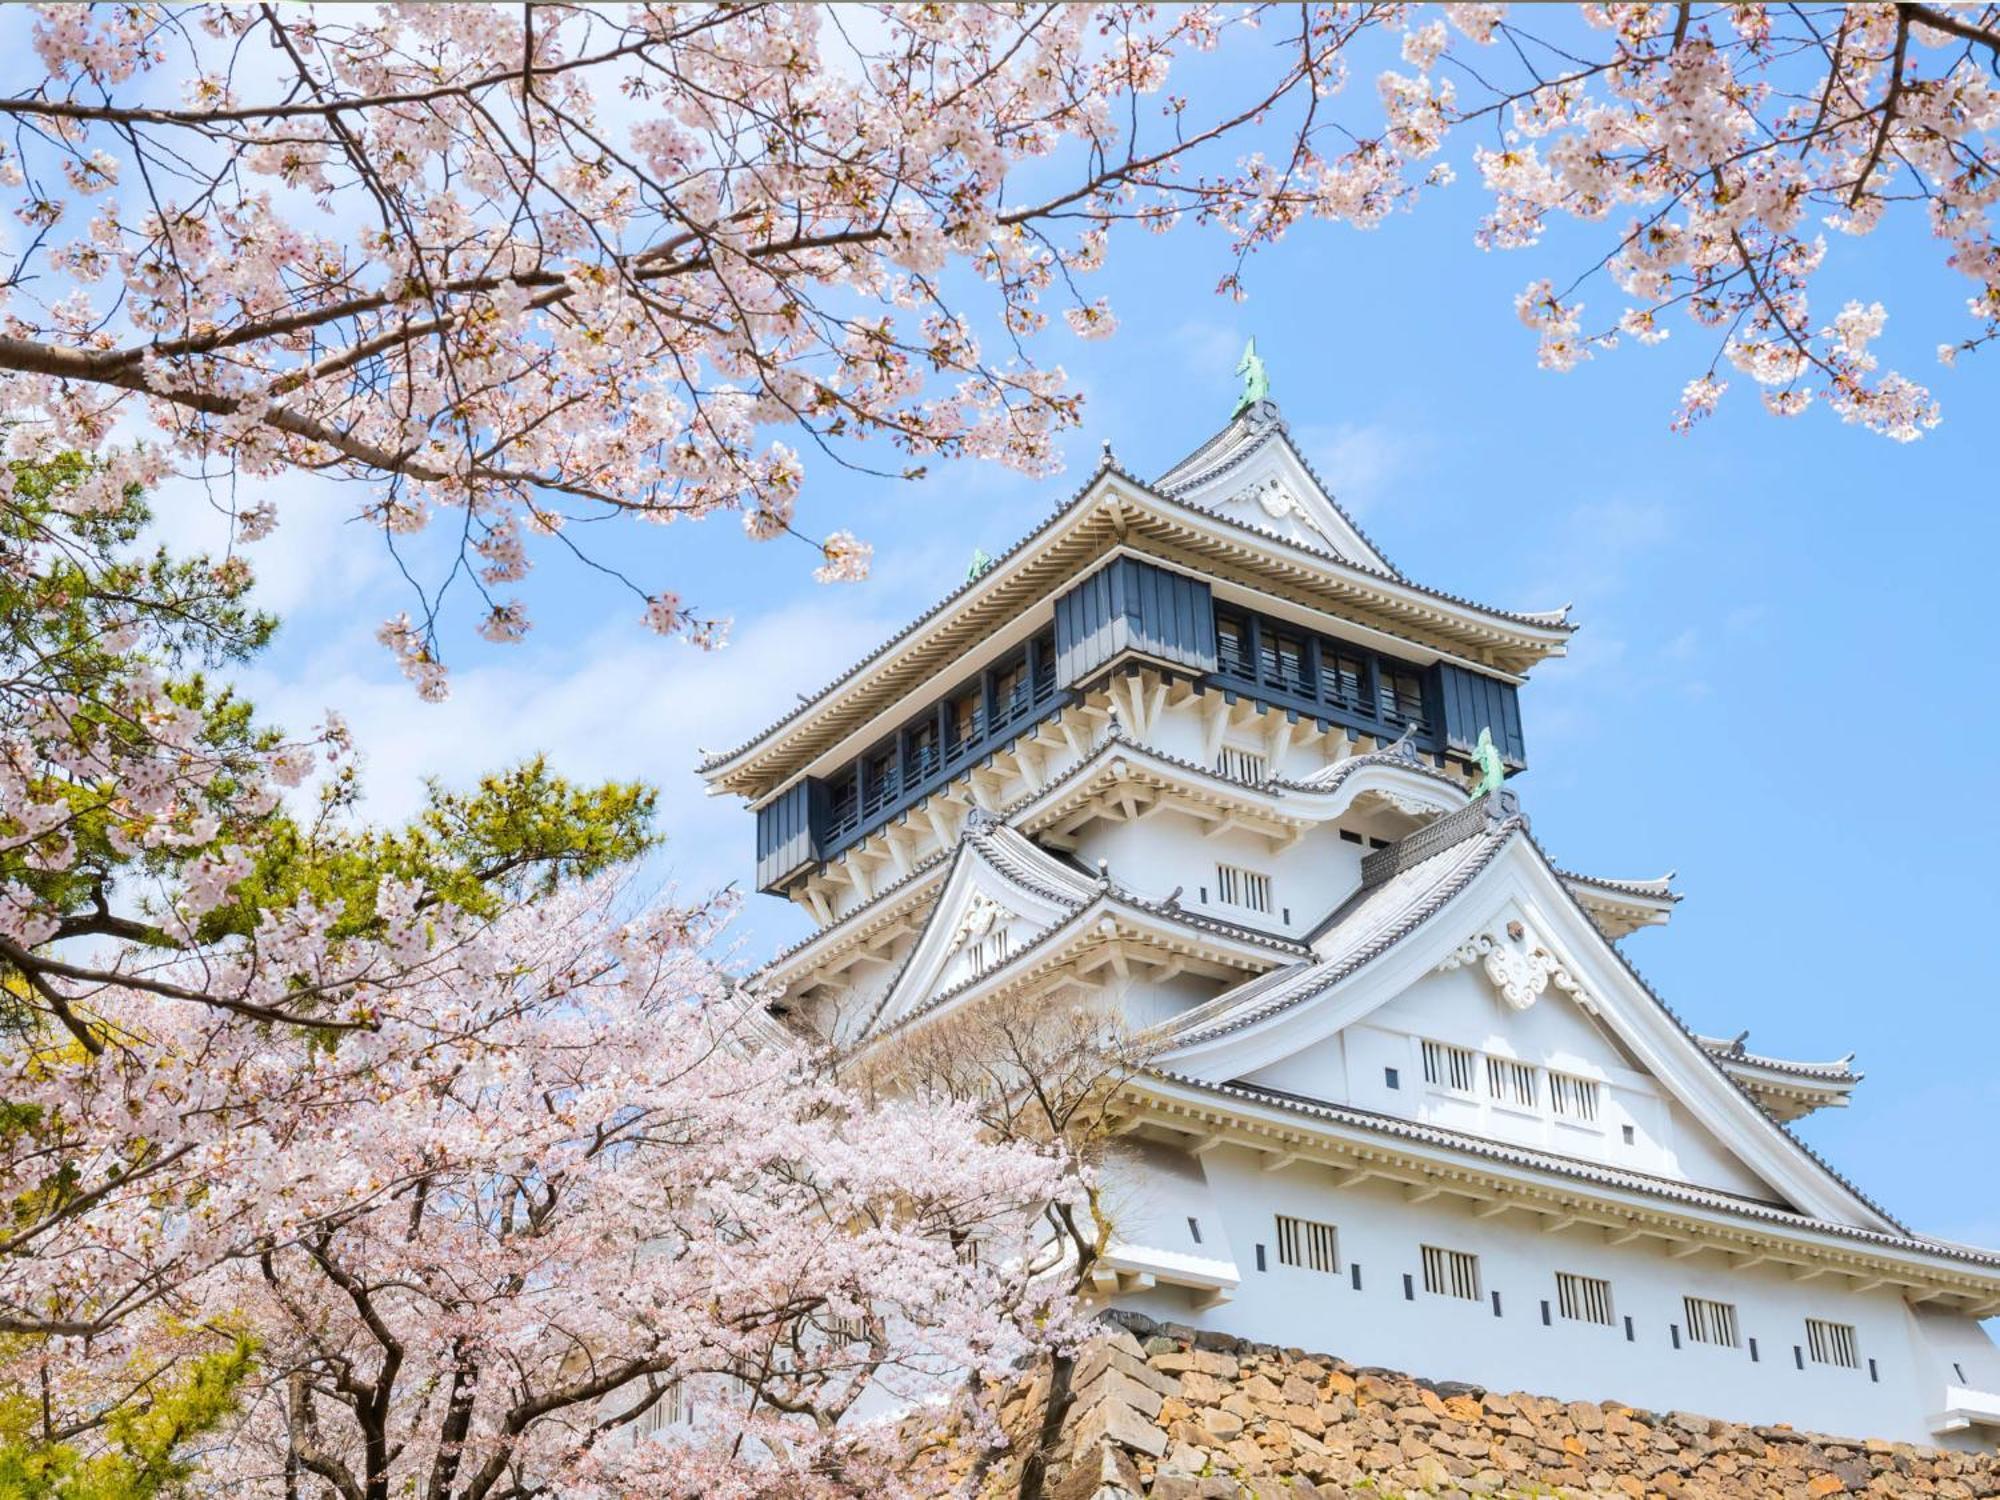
699 455 1573 779
1144 1071 1994 1272
1151 414 1404 579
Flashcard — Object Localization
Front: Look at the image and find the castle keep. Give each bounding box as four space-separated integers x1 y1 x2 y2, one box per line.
701 381 2000 1449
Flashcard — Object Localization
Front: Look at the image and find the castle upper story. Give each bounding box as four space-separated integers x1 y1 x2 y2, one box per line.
700 398 1570 921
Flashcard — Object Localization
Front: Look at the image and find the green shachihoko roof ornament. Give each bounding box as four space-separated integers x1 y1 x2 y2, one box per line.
966 548 994 582
1472 726 1507 798
1231 336 1271 418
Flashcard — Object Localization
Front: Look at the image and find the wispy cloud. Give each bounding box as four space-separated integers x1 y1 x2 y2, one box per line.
233 599 902 950
1291 420 1421 520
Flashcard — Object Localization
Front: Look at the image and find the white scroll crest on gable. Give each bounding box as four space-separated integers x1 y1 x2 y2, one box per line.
950 892 1010 951
1245 475 1301 520
1438 920 1599 1014
1224 474 1333 548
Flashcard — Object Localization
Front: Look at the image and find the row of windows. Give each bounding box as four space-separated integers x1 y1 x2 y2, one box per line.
1208 604 1432 736
821 630 1059 845
1213 606 1431 735
1418 1038 1602 1124
1253 1212 1866 1372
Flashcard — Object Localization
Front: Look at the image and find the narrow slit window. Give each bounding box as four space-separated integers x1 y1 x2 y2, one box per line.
1486 1056 1537 1108
1421 1039 1477 1093
1214 863 1273 914
1555 1271 1615 1326
1684 1296 1740 1348
1805 1318 1859 1369
1215 745 1269 782
964 928 1011 977
1275 1214 1339 1274
1420 1245 1481 1301
1550 1072 1601 1123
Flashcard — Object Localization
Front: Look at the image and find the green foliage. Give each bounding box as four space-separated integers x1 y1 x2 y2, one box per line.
207 756 658 942
1 457 279 950
0 1336 252 1500
2 454 659 958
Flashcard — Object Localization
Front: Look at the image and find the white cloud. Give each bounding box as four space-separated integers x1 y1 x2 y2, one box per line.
1171 319 1247 379
233 598 902 949
143 469 393 626
1291 420 1417 519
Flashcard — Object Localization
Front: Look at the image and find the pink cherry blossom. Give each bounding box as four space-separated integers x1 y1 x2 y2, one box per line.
3 6 1982 676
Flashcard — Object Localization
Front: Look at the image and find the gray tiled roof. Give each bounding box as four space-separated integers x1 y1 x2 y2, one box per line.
1556 867 1682 903
1144 1071 1995 1273
698 449 1571 778
1697 1036 1860 1083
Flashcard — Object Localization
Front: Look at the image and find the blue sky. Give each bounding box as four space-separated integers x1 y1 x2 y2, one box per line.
107 26 1999 1248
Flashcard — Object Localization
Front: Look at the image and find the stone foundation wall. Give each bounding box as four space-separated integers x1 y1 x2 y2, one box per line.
945 1313 2000 1500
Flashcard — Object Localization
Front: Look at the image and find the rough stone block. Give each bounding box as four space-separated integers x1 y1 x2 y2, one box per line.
1076 1340 1181 1400
1072 1366 1167 1424
1050 1440 1143 1500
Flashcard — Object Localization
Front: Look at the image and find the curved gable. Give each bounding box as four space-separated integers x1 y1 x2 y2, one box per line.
1156 818 1900 1234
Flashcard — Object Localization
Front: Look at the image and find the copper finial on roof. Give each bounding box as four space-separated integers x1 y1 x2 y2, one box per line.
1231 337 1271 418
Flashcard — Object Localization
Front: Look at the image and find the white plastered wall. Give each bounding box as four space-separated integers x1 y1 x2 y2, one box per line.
1105 1142 2000 1449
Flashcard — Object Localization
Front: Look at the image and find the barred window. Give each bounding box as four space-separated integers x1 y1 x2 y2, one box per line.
1421 1244 1481 1301
1684 1296 1740 1348
1421 1039 1477 1093
964 928 1011 976
1806 1318 1859 1369
1215 745 1269 782
1215 863 1273 914
1486 1056 1538 1108
1215 613 1252 676
821 1314 866 1347
1275 1214 1339 1274
1378 665 1428 732
1258 626 1311 695
1550 1071 1601 1122
1555 1272 1615 1326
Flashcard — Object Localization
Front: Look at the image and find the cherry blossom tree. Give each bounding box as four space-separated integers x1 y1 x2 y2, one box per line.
27 881 1076 1500
4 5 1989 685
0 461 1081 1496
877 1005 1146 1500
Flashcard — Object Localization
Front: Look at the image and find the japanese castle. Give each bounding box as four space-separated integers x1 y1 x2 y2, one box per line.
700 366 2000 1448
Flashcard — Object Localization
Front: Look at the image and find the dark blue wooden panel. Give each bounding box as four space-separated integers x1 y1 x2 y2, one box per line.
755 778 821 894
1054 556 1216 687
1435 663 1526 768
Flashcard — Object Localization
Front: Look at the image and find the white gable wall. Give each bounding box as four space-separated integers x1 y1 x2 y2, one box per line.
1107 1142 2000 1450
1159 838 1895 1233
1164 428 1393 573
1254 961 1781 1202
1070 809 1368 942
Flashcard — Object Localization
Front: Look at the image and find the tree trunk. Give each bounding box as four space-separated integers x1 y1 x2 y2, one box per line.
1015 1346 1077 1500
